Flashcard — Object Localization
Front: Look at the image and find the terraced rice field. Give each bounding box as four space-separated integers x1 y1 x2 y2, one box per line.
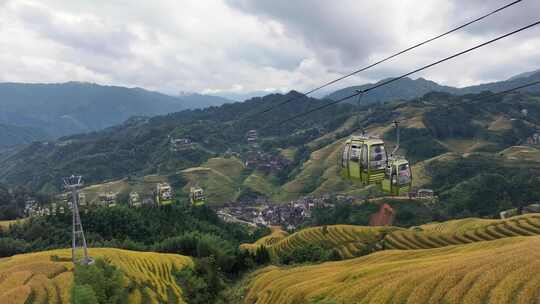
384 214 540 250
0 248 192 304
262 225 397 260
244 236 540 304
240 226 289 253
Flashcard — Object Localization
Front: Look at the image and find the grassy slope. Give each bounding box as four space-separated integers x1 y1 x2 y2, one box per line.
243 171 280 199
181 157 245 204
281 138 373 200
499 146 540 162
0 248 192 304
244 235 540 304
79 174 169 204
410 152 460 188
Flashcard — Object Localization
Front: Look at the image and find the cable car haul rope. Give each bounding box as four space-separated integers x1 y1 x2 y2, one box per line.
243 2 539 197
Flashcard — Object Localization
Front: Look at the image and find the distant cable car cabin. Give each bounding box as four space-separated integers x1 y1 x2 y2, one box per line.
156 183 174 205
381 121 412 195
340 134 388 185
190 187 206 206
381 156 412 196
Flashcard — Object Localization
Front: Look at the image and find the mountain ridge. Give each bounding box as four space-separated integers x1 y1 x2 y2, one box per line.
326 69 540 104
0 82 234 147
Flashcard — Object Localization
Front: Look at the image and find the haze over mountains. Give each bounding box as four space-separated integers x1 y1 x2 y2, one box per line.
0 69 539 148
0 82 233 147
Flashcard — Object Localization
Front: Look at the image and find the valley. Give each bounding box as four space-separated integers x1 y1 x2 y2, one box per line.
1 72 540 304
2 1 540 303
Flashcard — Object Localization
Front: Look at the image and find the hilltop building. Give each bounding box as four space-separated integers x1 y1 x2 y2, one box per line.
247 129 258 147
244 150 290 172
170 137 193 151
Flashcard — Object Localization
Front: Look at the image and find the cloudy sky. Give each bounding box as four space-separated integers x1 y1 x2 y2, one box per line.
0 0 539 99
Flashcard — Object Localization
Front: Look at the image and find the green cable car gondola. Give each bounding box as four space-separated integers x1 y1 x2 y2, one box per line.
156 183 174 206
340 134 388 185
381 121 412 196
381 156 412 196
190 187 206 206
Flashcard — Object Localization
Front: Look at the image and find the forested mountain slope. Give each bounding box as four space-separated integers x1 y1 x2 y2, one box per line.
0 91 352 193
0 82 233 147
1 85 539 211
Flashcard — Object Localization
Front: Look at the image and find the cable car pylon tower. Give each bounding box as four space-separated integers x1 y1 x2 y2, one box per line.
63 175 93 265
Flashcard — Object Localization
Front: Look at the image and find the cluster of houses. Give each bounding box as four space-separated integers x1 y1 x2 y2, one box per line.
243 150 291 173
169 136 194 151
218 196 331 230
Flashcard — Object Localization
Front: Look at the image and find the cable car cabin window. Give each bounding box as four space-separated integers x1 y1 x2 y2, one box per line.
398 163 411 185
350 144 360 162
341 144 349 167
361 145 368 168
369 144 387 170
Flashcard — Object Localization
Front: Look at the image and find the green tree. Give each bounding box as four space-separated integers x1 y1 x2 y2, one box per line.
0 238 29 257
72 259 124 304
71 284 99 304
254 245 270 264
507 173 540 214
174 257 225 304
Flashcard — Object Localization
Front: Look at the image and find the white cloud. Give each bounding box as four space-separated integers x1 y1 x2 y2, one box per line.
0 0 539 97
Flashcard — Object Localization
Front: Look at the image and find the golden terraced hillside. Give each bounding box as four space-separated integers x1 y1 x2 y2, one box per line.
240 226 289 253
242 214 540 262
242 225 399 260
244 236 540 304
0 248 192 304
384 214 540 250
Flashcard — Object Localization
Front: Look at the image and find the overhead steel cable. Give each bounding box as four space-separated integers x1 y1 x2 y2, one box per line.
262 20 540 129
250 0 525 117
285 79 540 143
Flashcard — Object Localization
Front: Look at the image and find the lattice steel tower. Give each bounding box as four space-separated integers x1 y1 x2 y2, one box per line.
63 175 93 265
